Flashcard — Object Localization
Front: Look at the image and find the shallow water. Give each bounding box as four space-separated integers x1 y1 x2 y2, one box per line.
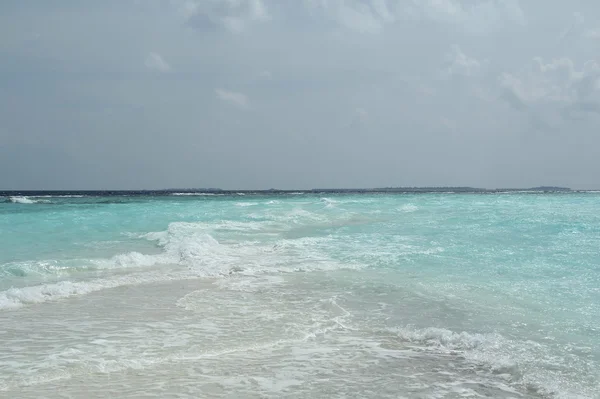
1 193 599 397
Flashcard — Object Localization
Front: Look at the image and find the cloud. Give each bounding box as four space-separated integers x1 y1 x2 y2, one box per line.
564 101 600 120
444 45 484 77
441 117 457 130
501 58 600 105
144 52 171 72
355 107 368 122
182 0 269 33
344 107 369 129
416 0 525 33
558 11 585 41
169 0 524 35
499 76 528 111
304 0 396 34
584 29 600 40
215 88 248 108
259 70 272 79
499 57 600 127
418 85 436 97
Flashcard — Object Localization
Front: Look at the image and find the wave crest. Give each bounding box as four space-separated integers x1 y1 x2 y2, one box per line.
7 196 50 204
390 325 598 398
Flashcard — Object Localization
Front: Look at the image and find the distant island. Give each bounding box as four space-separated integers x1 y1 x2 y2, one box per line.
0 186 576 197
370 186 572 193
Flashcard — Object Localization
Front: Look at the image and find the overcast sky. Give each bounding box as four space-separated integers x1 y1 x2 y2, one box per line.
1 0 599 190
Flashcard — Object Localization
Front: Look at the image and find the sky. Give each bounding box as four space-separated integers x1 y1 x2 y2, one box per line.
1 0 599 190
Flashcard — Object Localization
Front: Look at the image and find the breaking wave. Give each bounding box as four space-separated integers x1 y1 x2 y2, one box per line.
0 216 361 310
390 326 599 398
0 270 195 310
7 196 50 204
171 193 224 196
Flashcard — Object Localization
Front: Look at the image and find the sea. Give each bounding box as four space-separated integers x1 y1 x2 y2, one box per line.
0 191 599 398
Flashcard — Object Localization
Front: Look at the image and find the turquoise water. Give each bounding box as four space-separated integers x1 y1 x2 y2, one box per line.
1 193 599 397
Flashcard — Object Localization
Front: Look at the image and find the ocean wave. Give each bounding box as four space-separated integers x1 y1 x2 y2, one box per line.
7 196 50 204
33 195 86 198
392 326 502 352
171 193 224 196
397 204 418 212
2 204 371 284
0 259 89 278
390 325 598 398
320 198 337 208
235 202 259 207
0 270 195 310
1 219 362 309
141 221 358 275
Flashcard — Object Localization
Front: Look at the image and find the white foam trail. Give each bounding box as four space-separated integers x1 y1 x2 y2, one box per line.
390 325 598 398
34 195 85 198
398 204 418 212
213 275 286 292
93 251 171 270
94 228 227 275
1 216 363 310
171 193 223 196
8 196 49 204
141 222 358 275
0 259 84 278
392 326 497 351
320 198 337 208
0 270 194 310
235 202 258 207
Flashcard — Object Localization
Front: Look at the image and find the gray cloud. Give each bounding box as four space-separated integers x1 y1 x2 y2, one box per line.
585 29 600 39
299 0 525 34
558 11 585 41
499 57 600 121
145 52 171 72
444 45 485 77
182 0 269 33
215 88 249 108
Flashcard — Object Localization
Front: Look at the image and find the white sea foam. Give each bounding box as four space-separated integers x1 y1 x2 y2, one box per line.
8 196 49 204
213 275 286 292
94 251 171 270
235 202 258 207
0 270 194 310
320 198 337 208
34 195 85 198
171 193 223 196
0 218 361 309
398 204 418 212
0 259 85 278
390 325 598 398
392 326 500 352
95 228 226 275
140 221 357 275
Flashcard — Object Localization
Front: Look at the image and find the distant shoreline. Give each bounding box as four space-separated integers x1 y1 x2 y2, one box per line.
1 186 589 197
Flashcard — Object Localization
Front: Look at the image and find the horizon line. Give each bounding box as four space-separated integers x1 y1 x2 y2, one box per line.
0 186 585 194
